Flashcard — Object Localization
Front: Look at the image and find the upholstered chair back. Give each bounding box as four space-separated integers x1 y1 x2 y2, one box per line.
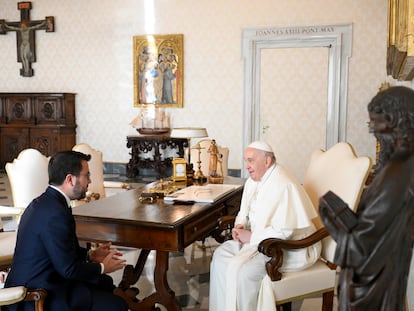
72 143 106 199
303 142 371 263
5 148 50 209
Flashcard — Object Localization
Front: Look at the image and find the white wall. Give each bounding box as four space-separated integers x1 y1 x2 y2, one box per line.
0 0 406 171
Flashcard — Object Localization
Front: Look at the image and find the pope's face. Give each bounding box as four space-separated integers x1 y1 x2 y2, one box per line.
244 148 270 181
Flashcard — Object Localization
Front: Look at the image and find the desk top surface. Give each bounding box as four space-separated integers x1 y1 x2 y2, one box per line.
73 177 244 229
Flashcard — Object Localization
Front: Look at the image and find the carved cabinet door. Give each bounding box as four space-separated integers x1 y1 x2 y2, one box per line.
0 127 30 166
0 93 76 168
30 128 59 156
34 96 64 125
4 96 33 125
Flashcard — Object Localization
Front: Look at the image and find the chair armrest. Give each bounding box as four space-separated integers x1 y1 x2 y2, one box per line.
0 286 48 310
258 227 329 281
0 206 23 217
211 215 236 243
218 215 236 229
0 286 27 306
25 288 47 311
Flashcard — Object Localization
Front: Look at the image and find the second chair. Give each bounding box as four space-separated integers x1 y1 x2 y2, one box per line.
72 143 130 202
257 142 372 310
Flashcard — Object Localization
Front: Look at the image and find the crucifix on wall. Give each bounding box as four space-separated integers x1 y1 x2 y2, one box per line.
0 2 54 77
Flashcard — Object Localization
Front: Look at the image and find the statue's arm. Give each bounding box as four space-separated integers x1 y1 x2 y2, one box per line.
3 23 20 31
319 191 357 233
322 161 409 267
28 20 47 30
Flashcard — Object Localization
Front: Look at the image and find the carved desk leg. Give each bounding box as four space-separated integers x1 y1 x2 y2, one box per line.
143 251 181 311
114 249 150 307
114 250 181 311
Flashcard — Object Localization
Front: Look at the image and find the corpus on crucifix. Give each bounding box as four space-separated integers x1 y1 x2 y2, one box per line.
0 2 54 77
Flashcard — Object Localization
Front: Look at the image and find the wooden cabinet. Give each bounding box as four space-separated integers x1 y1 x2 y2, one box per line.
0 93 76 167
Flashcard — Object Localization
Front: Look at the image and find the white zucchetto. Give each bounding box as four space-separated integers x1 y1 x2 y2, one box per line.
247 141 274 153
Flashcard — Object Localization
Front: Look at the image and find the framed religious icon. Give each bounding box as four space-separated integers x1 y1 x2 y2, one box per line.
133 34 184 108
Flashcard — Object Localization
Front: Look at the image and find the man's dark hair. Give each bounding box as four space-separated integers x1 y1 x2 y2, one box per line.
48 150 91 186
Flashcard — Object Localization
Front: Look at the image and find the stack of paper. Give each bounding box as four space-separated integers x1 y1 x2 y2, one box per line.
164 184 242 203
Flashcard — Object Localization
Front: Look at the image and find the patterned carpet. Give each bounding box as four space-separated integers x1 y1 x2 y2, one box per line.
0 173 333 310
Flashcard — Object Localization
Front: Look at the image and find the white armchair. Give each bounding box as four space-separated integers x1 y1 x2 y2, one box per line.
0 149 50 270
72 143 130 204
72 143 106 199
257 142 372 310
0 149 50 310
0 286 47 311
5 149 50 210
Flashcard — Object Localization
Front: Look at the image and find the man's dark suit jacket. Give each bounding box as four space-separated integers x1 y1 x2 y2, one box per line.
5 186 117 310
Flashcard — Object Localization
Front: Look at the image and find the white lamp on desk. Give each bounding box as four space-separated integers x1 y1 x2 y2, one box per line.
170 127 208 184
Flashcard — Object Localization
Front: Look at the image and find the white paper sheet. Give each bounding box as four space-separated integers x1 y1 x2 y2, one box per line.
164 184 242 203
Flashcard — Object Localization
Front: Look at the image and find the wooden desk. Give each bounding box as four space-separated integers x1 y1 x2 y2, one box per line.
73 178 244 310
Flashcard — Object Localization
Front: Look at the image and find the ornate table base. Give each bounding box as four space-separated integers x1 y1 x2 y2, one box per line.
114 250 181 311
126 135 187 179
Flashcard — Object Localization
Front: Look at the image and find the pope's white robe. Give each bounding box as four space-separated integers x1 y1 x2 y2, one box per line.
209 164 321 311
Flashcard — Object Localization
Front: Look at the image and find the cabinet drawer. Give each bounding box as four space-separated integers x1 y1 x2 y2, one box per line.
183 205 226 244
30 128 59 156
0 128 30 166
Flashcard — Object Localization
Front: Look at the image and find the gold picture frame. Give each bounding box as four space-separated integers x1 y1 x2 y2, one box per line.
133 34 184 108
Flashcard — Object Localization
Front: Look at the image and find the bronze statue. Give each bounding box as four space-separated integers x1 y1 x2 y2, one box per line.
320 86 414 310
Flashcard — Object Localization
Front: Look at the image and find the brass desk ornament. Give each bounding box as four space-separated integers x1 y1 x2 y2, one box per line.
192 143 208 186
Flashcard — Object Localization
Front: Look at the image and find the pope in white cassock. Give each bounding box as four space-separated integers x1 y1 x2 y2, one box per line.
209 141 321 311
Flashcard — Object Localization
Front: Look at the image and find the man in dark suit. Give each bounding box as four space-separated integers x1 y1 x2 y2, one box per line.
5 150 129 311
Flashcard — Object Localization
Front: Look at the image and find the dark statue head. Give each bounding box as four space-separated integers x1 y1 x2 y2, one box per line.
368 86 414 173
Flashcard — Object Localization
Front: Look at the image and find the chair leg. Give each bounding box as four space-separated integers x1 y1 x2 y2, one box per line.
197 238 206 250
280 302 292 311
322 290 334 311
25 289 47 311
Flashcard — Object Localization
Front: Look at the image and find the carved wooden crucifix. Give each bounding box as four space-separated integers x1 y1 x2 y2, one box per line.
0 2 54 77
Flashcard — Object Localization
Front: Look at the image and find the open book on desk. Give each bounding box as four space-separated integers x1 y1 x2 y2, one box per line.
164 184 242 203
